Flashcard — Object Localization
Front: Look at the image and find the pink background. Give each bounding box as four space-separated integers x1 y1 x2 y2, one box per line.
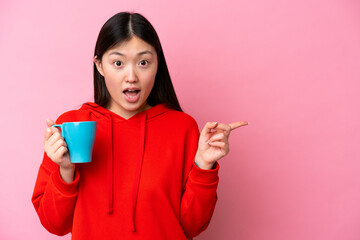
1 0 360 239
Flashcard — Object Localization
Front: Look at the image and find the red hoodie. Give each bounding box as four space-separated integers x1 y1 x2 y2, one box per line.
32 102 219 239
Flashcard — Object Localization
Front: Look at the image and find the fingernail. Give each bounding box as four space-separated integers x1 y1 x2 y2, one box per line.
213 122 218 125
46 128 51 132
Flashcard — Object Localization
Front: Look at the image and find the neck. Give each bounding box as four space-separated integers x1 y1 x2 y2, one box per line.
107 102 152 120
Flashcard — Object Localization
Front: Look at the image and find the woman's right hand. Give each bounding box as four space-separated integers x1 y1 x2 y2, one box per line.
44 119 75 183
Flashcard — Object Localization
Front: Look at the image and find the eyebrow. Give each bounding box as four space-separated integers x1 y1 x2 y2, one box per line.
109 50 153 56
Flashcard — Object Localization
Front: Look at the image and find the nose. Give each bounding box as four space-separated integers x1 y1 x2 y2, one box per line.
126 65 138 83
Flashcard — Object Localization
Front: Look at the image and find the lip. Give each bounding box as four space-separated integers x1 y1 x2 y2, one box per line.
123 87 140 92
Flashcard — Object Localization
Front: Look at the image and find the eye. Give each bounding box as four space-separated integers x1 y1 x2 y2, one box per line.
114 61 123 67
139 60 149 66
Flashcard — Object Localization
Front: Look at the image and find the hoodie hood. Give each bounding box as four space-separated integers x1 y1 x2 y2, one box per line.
79 102 171 232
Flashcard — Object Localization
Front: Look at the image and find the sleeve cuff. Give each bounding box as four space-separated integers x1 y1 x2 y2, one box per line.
189 161 220 185
51 168 80 196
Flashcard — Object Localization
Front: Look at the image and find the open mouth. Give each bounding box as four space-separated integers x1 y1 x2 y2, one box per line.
123 89 140 97
123 89 141 102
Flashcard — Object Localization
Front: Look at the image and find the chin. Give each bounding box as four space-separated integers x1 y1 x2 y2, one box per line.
124 101 146 111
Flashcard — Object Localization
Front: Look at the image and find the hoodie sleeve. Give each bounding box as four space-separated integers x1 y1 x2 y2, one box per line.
31 112 80 236
180 118 220 238
32 153 79 235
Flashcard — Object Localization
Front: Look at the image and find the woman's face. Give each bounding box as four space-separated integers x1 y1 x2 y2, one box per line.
94 36 158 119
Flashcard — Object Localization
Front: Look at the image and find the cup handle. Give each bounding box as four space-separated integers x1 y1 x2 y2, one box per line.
51 124 64 137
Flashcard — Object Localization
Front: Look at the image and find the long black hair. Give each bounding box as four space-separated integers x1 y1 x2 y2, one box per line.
93 12 182 112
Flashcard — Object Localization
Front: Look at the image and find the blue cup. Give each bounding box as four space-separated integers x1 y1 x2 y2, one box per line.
52 121 97 163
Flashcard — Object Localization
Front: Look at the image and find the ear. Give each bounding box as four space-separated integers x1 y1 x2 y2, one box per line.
94 56 104 77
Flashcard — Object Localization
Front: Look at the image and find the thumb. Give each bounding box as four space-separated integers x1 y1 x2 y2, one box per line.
46 118 55 128
200 122 218 136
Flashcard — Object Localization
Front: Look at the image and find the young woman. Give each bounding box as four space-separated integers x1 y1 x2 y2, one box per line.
32 12 248 240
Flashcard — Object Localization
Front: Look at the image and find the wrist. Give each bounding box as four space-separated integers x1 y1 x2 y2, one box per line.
195 155 214 170
59 165 76 183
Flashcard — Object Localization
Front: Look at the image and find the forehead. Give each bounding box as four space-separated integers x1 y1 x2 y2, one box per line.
107 36 156 55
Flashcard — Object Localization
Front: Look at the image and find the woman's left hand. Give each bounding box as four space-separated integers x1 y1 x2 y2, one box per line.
195 121 248 170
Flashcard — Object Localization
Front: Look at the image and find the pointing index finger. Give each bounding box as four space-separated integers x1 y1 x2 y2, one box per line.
229 121 248 131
